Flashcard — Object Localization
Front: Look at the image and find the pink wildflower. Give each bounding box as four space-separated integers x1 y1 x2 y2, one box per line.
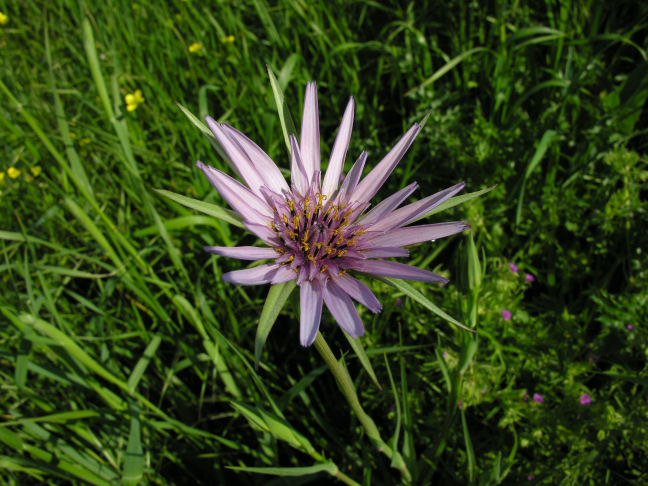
501 309 512 320
525 273 535 282
579 393 592 405
532 393 543 403
197 82 468 346
627 324 634 331
509 262 519 273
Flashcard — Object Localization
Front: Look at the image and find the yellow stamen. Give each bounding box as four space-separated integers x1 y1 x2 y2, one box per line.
282 214 289 225
320 265 328 273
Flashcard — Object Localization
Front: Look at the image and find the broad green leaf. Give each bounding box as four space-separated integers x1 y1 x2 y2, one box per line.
344 333 381 389
255 281 296 368
267 65 298 152
154 189 244 228
383 278 473 333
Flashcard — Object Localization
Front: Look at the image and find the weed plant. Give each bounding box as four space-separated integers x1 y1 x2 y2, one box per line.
1 1 647 484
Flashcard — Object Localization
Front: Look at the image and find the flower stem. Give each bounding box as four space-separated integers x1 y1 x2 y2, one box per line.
314 332 412 483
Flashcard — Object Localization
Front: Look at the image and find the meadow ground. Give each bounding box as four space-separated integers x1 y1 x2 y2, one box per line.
1 1 647 484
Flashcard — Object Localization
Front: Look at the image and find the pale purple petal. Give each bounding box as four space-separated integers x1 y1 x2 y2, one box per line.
197 161 271 224
323 281 365 338
361 182 419 225
300 279 323 346
349 259 448 283
330 273 382 313
222 263 281 285
322 97 354 198
220 124 290 194
337 151 368 201
243 222 278 246
300 82 320 183
360 247 409 258
270 265 298 284
205 118 267 198
204 246 277 260
371 182 466 231
351 123 421 204
369 222 469 247
290 135 309 195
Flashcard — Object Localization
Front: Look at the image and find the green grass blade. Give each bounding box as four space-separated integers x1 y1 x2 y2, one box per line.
154 189 244 228
383 278 473 333
417 185 496 221
127 335 162 393
255 281 296 368
267 65 298 153
229 462 338 477
344 333 381 389
122 401 145 486
405 47 490 95
515 130 556 225
461 408 476 485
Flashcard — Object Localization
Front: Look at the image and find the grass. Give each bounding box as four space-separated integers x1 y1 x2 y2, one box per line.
1 1 647 484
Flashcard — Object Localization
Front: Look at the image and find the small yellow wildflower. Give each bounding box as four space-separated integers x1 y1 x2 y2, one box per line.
0 172 5 183
26 176 34 183
125 89 144 112
30 166 42 177
0 12 8 26
7 167 20 179
221 35 235 44
188 42 202 53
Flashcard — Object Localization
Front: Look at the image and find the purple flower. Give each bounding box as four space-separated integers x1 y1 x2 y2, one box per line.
627 324 634 331
528 475 535 481
501 309 512 320
395 298 403 307
522 392 529 401
532 393 543 403
197 83 468 346
579 393 592 405
509 262 519 273
525 273 535 282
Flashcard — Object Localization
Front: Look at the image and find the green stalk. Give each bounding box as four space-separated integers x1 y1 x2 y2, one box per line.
314 333 412 483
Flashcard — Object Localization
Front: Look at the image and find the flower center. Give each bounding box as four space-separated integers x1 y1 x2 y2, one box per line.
269 192 367 279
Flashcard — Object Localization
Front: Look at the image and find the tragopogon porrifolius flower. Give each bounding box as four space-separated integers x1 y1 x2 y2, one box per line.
198 82 468 346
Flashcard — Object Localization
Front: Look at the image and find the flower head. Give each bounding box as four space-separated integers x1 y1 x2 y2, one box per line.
579 393 592 405
197 82 468 346
501 309 511 321
525 273 535 282
532 393 543 403
7 167 20 179
221 35 235 43
189 42 202 53
125 89 144 112
0 12 8 26
509 262 518 273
